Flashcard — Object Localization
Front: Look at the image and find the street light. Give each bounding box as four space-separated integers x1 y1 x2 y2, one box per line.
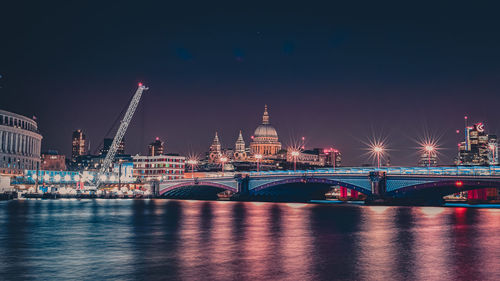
372 145 384 169
187 159 198 178
255 154 262 172
291 150 300 172
418 138 438 171
220 156 228 176
424 144 435 169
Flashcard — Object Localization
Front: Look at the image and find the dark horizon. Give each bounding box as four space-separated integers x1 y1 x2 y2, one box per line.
2 1 500 166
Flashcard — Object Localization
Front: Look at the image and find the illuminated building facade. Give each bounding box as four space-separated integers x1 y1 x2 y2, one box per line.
0 109 42 175
321 148 342 167
41 150 66 171
133 155 185 181
148 137 164 156
285 148 342 167
22 168 135 185
112 161 134 182
487 135 498 165
71 129 87 161
249 105 281 156
457 122 498 165
287 150 322 166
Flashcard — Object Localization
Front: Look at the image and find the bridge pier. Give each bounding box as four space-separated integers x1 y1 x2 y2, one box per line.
365 171 387 205
468 188 488 202
232 174 250 200
340 186 348 199
150 180 160 197
350 190 359 200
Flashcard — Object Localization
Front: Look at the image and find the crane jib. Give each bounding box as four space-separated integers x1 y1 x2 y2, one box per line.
95 84 148 188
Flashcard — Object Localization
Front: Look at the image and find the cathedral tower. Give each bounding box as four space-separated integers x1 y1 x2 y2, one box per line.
234 130 247 160
208 132 222 163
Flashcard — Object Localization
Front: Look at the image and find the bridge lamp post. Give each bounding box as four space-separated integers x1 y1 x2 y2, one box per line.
424 145 435 170
187 159 198 178
291 150 300 172
255 154 263 173
220 156 228 176
373 146 383 169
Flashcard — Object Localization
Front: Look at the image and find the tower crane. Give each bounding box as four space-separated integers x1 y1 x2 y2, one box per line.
95 83 148 188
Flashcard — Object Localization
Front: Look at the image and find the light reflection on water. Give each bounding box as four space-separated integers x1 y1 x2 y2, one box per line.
0 200 499 281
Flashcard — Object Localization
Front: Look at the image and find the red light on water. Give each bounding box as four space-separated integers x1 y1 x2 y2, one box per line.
138 82 143 87
455 181 463 187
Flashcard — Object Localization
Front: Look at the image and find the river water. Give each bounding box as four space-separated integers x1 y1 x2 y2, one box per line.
0 199 499 281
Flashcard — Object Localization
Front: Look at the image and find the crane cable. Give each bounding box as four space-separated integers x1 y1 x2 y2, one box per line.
92 93 134 155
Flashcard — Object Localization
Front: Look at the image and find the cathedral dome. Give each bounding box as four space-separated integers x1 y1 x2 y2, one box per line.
250 105 282 156
253 105 278 139
254 124 278 139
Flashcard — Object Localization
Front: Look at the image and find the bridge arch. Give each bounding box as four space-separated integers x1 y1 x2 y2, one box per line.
160 181 237 199
250 177 371 201
252 177 371 194
388 179 500 199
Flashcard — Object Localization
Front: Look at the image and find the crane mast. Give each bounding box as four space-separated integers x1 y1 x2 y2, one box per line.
96 83 148 187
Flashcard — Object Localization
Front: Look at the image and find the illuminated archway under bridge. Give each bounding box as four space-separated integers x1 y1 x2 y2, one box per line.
387 178 500 199
159 171 500 203
160 180 238 200
247 177 371 201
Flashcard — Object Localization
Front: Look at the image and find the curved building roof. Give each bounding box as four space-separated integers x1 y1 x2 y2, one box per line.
253 105 278 139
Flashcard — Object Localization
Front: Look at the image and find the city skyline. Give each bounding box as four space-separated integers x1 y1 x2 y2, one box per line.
2 2 500 166
3 103 499 166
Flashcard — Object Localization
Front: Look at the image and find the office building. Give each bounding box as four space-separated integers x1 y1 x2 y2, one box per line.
133 155 185 182
148 137 164 156
72 130 87 161
0 109 42 175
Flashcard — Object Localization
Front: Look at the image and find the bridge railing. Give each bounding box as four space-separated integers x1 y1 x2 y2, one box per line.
246 166 500 177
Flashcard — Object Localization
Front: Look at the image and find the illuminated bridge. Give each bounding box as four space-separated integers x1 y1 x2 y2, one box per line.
159 166 500 204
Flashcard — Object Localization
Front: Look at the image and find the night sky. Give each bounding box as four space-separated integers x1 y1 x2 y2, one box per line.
2 1 500 166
